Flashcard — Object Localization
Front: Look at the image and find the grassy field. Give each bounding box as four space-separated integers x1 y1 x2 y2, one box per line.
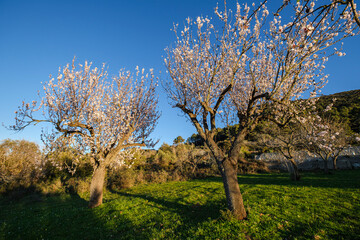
1 170 359 240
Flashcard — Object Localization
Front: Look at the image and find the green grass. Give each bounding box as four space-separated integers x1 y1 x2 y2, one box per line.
1 170 359 240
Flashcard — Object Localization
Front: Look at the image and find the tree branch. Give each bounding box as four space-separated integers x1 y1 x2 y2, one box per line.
176 103 206 140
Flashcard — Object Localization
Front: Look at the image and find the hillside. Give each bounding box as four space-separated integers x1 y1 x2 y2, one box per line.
187 89 360 146
316 89 360 133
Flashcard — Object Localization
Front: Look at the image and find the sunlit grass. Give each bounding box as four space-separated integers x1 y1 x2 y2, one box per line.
1 170 359 239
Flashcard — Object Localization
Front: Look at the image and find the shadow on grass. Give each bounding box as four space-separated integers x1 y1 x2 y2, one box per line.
275 208 360 240
200 169 360 189
1 170 359 239
278 216 360 240
0 187 150 240
108 187 226 238
115 190 223 217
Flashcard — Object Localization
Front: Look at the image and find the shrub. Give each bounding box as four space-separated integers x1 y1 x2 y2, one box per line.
43 148 93 180
0 138 265 196
107 168 137 190
0 139 43 193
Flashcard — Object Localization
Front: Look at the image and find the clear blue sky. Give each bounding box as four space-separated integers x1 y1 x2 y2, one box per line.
1 0 359 147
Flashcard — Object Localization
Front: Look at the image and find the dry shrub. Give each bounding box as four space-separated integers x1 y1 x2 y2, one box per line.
105 143 219 190
146 170 170 183
107 168 136 190
37 178 65 195
150 143 218 179
0 139 43 193
0 139 93 196
169 170 186 182
44 149 93 180
0 138 268 195
134 170 147 185
62 178 91 194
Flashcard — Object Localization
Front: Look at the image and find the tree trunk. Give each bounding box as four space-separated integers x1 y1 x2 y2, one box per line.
203 129 248 220
288 158 301 181
323 159 329 174
332 156 338 170
88 163 106 208
218 158 247 220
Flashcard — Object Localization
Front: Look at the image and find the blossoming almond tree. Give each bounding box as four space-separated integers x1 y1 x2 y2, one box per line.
277 0 360 28
298 115 348 173
257 121 303 181
11 60 160 208
164 1 357 219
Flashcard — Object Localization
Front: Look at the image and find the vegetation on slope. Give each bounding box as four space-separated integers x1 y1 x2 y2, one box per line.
316 89 360 133
187 89 360 148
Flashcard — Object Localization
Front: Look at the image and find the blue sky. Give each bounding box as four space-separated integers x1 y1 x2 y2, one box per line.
1 0 359 147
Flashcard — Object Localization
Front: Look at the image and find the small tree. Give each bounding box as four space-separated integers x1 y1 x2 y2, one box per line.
258 121 303 181
298 115 349 173
164 1 356 219
173 136 185 145
11 60 160 208
186 133 204 146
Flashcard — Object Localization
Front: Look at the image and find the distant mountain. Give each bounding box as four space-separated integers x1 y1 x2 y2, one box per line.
316 89 360 133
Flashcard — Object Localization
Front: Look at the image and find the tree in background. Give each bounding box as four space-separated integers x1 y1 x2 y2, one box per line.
298 115 349 173
11 60 160 208
164 1 356 219
186 133 205 146
173 136 185 145
257 121 303 181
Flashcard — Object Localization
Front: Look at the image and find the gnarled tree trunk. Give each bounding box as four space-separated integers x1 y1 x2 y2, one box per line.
332 156 338 170
319 153 330 174
288 158 301 181
219 158 247 220
206 137 247 220
323 159 329 174
89 163 106 208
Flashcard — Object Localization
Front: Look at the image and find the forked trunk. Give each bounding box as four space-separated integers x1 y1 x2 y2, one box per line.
88 163 106 208
320 153 332 174
219 158 247 220
204 131 247 220
332 156 338 170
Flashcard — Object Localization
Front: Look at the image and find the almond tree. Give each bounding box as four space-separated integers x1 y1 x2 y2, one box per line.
298 115 348 173
257 121 303 181
164 1 356 219
11 60 160 208
277 0 360 28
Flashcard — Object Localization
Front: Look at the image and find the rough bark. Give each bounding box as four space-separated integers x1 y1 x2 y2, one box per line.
219 158 247 220
205 136 247 220
288 158 301 181
332 156 338 170
88 163 106 208
323 159 329 174
181 103 249 220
